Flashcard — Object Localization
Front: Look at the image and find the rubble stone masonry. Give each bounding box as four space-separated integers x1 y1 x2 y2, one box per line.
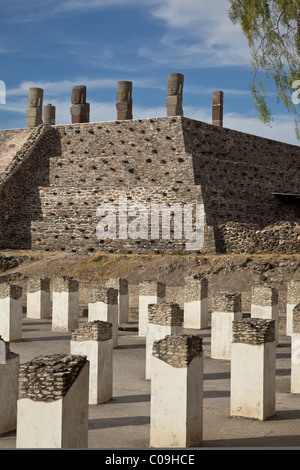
0 116 299 254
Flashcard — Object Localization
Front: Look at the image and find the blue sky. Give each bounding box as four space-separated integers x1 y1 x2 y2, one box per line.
0 0 298 145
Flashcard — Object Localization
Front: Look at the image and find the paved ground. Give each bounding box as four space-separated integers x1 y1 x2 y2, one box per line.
1 317 300 450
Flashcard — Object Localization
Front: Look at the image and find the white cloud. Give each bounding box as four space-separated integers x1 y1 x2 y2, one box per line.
6 77 164 99
140 0 251 68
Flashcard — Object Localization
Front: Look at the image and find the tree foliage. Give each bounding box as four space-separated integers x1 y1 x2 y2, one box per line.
228 0 300 138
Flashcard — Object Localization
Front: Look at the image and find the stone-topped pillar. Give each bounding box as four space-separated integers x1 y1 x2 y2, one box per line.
70 85 90 123
106 277 129 324
150 334 203 448
0 283 23 342
211 292 242 360
138 280 166 337
212 91 223 127
251 285 279 343
43 104 56 125
286 280 300 336
52 276 79 332
116 81 133 120
183 273 208 329
291 303 300 393
88 286 118 347
26 87 43 127
0 337 20 435
16 353 89 448
146 302 183 379
165 73 184 117
230 318 276 420
27 276 51 319
70 321 113 404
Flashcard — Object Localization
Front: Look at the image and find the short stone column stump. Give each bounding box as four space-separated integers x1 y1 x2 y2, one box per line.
106 277 129 324
138 280 166 337
0 283 23 342
286 280 300 336
230 318 276 420
88 286 118 347
52 276 79 332
183 273 208 329
27 276 51 319
16 353 89 448
211 292 242 360
0 337 19 435
70 321 113 404
150 334 203 448
251 285 279 344
146 302 183 380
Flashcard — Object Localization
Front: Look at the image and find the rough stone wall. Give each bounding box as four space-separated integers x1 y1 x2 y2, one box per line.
152 334 203 367
71 320 112 342
217 221 300 254
19 353 87 402
182 118 300 228
0 116 299 254
148 302 183 326
232 318 275 344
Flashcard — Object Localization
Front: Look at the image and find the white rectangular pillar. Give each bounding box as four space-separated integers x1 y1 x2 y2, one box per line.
230 318 276 420
52 276 79 332
139 280 166 337
286 280 300 336
183 273 208 329
0 284 23 342
70 320 113 404
211 292 242 360
27 276 50 319
150 334 203 448
106 277 129 324
88 286 118 347
291 303 300 393
146 302 183 379
17 353 89 448
0 338 20 435
251 285 279 344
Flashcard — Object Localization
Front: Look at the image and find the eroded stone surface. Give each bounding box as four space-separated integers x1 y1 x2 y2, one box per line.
152 334 202 368
72 320 112 342
232 318 275 345
19 353 87 402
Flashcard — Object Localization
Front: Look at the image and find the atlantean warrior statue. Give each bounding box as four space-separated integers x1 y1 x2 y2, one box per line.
43 104 56 125
70 85 90 124
165 73 184 117
116 81 133 120
26 88 44 127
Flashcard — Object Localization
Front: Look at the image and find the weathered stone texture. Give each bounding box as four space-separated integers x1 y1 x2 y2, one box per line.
71 320 112 342
232 318 275 345
148 302 183 326
292 303 300 333
52 276 79 293
287 280 300 303
139 280 166 297
0 283 22 300
90 286 118 304
214 291 242 313
152 334 203 368
27 276 50 293
106 277 128 295
19 353 87 402
251 285 278 306
0 116 298 254
184 273 208 301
